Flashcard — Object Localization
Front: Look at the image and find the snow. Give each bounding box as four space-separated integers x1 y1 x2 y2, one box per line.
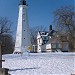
2 53 75 75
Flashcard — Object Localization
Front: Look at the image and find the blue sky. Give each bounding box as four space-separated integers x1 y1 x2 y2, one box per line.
0 0 74 37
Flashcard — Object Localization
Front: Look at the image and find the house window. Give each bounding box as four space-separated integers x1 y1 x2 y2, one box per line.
44 41 47 44
42 37 48 41
42 40 47 45
56 43 61 48
44 37 46 40
39 39 40 43
62 43 69 50
52 43 56 48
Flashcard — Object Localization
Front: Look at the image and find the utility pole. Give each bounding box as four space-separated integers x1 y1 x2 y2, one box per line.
0 41 5 68
0 41 2 68
0 41 10 75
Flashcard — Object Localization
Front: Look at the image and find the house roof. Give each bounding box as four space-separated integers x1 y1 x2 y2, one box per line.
39 31 48 35
46 36 61 44
48 30 55 36
46 35 69 45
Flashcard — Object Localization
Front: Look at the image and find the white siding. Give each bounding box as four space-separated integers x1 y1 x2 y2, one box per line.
46 44 52 52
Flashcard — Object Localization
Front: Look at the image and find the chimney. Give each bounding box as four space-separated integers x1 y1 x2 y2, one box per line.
49 25 52 31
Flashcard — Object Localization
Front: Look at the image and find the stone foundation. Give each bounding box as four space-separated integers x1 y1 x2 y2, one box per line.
0 68 10 75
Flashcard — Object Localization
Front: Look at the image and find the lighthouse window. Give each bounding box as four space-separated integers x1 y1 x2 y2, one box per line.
24 38 25 39
24 30 25 31
23 19 25 21
22 14 25 17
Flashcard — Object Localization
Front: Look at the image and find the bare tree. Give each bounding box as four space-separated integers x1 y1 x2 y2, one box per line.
0 17 12 35
0 17 14 54
1 34 14 54
53 6 75 51
30 25 46 45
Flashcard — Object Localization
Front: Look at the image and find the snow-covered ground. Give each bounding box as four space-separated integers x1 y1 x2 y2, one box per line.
2 53 75 75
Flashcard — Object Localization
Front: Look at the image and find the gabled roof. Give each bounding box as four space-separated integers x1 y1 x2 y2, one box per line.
48 30 55 36
38 31 48 36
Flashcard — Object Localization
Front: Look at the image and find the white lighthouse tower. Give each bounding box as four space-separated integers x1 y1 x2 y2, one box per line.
14 0 31 54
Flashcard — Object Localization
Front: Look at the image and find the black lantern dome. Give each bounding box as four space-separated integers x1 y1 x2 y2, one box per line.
19 0 26 5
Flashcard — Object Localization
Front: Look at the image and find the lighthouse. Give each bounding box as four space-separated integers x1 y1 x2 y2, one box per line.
14 0 31 54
